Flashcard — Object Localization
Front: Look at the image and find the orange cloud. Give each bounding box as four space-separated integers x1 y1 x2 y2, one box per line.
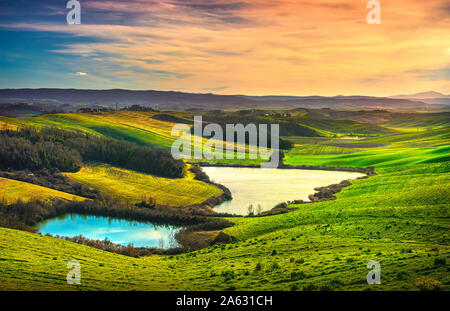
6 0 449 95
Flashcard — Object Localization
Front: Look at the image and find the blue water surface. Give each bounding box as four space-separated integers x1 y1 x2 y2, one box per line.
35 214 181 248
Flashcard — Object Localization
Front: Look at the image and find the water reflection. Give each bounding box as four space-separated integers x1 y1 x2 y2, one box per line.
202 167 364 215
35 214 181 248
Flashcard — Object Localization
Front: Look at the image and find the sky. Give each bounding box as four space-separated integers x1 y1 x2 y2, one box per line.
0 0 449 96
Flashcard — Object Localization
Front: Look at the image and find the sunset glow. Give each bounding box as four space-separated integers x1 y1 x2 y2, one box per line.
1 0 449 95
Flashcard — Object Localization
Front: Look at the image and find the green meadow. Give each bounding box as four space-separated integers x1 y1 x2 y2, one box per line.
0 162 448 291
0 110 448 291
284 127 450 167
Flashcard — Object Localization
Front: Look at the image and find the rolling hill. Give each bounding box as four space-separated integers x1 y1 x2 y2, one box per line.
0 89 448 113
0 161 448 290
0 177 87 204
64 164 222 207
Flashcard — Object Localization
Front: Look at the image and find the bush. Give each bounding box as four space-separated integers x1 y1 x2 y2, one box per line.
270 262 280 270
255 262 263 272
271 250 277 256
319 285 332 291
434 258 446 267
397 271 410 280
328 277 344 288
416 277 442 291
302 283 318 291
135 197 156 209
290 271 306 280
221 270 236 281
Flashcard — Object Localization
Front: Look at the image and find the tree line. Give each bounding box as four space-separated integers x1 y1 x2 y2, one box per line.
0 127 185 178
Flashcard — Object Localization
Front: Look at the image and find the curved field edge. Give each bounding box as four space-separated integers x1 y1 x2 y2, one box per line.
0 162 448 291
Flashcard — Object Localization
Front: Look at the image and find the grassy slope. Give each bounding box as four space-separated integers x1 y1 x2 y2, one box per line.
0 112 448 291
1 112 257 163
6 113 176 149
64 164 222 206
0 177 87 204
381 114 450 131
0 162 448 291
284 127 450 167
291 116 396 135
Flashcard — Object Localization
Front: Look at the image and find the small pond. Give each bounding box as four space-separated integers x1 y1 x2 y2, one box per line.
34 214 181 248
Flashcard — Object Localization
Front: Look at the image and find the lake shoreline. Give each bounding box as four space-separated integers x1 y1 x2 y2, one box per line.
16 162 375 257
188 161 375 216
191 161 376 176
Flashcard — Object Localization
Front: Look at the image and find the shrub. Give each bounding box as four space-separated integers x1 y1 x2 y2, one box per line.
434 258 446 267
221 270 235 281
270 262 280 270
290 284 299 291
302 283 318 291
255 262 263 272
319 285 332 291
328 277 344 288
397 271 410 280
416 277 442 291
271 250 277 256
290 271 306 280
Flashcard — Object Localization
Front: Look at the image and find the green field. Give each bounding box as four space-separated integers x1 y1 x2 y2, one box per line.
0 110 449 291
284 127 450 167
1 112 177 149
0 162 448 290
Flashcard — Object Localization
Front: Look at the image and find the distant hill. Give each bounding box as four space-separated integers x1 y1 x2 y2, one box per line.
0 103 44 117
391 91 450 99
390 91 450 106
0 88 448 113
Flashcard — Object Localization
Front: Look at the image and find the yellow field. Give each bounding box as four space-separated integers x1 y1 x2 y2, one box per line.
0 119 21 131
0 177 87 204
96 111 178 138
64 164 223 206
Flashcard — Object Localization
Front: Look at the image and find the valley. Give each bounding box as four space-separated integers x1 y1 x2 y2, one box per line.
0 107 448 291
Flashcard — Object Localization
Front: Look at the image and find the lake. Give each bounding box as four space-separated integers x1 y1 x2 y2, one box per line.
34 167 363 245
202 167 365 215
34 214 181 248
